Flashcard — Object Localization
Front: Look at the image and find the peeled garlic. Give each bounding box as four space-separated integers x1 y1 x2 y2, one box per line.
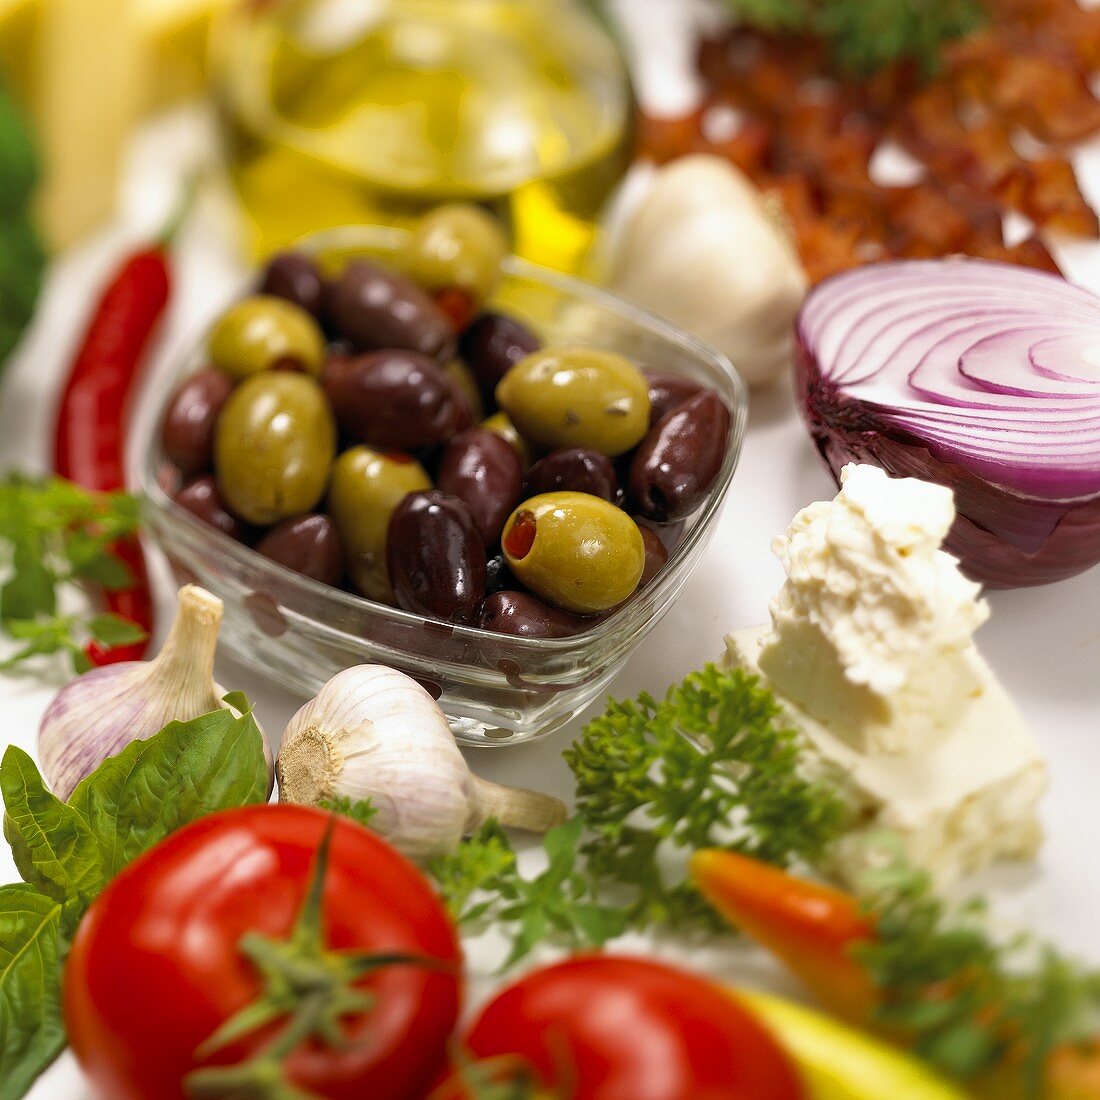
604 155 808 387
38 585 274 800
276 665 568 862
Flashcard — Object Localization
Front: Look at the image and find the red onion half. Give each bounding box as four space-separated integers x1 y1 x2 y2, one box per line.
795 258 1100 588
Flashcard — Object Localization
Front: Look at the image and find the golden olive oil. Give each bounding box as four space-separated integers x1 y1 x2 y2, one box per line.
212 0 632 273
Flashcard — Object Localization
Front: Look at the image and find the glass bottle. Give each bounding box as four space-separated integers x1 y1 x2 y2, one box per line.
211 0 633 273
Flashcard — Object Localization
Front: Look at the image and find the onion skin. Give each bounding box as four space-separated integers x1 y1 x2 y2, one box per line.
794 258 1100 589
796 342 1100 588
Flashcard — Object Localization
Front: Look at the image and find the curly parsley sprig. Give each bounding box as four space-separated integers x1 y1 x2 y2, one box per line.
567 664 850 932
428 666 849 962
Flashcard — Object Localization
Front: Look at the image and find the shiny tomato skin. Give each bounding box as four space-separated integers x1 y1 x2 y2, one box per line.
63 804 462 1100
457 954 805 1100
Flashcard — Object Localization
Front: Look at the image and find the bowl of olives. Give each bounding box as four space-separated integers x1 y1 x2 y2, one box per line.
140 212 746 745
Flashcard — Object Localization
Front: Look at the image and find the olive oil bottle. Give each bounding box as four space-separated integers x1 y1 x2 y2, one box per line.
212 0 633 273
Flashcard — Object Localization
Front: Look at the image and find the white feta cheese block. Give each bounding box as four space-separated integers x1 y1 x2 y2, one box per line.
725 623 1047 888
757 464 990 757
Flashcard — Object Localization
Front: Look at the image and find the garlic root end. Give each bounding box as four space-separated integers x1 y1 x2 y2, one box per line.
276 724 341 806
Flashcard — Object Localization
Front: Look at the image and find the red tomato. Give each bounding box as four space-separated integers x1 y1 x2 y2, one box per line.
64 804 462 1100
435 954 805 1100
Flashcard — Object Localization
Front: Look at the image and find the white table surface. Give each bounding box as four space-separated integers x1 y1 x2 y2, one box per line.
8 6 1100 1093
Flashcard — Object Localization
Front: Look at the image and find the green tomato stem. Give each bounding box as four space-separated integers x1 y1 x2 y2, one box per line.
184 815 446 1099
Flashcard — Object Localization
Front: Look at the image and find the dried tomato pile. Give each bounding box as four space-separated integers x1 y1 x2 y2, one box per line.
640 0 1100 283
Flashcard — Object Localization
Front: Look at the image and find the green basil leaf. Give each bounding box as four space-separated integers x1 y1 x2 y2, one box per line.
0 885 65 1100
221 690 252 715
0 747 104 906
68 707 271 878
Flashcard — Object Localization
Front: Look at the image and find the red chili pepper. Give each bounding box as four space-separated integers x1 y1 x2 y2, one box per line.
54 185 193 665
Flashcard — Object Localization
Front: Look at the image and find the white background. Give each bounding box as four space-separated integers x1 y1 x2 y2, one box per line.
6 3 1100 1094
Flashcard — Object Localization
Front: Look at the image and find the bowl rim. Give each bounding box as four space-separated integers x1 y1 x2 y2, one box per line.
140 223 748 654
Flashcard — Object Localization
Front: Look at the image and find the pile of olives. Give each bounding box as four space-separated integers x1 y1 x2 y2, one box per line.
162 204 732 640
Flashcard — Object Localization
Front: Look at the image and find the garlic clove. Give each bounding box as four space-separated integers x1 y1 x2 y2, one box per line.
38 585 273 800
604 155 809 388
277 665 567 862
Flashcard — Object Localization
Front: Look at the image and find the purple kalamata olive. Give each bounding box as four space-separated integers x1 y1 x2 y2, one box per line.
323 350 461 450
162 368 235 477
437 429 524 546
630 391 732 522
255 514 343 587
258 252 328 320
174 476 248 541
327 260 455 361
645 371 704 426
477 590 589 639
386 491 486 624
458 312 540 396
526 447 620 504
637 524 670 588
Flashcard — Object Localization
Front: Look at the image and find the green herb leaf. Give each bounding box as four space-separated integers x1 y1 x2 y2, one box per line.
0 477 144 675
854 849 1100 1090
68 707 271 879
431 819 628 970
87 613 146 647
0 747 104 907
429 820 517 922
566 664 848 932
0 618 82 670
726 0 987 77
0 885 65 1100
319 795 378 828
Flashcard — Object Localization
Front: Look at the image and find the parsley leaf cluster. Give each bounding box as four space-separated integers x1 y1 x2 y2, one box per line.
429 665 849 963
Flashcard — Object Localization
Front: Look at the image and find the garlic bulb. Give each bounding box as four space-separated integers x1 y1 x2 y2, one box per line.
604 155 809 388
38 585 274 800
276 665 568 862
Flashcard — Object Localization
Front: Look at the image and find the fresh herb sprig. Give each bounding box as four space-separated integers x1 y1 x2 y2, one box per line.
0 703 270 1099
428 666 848 964
856 846 1100 1091
567 664 849 932
0 475 144 672
729 0 988 77
431 819 630 972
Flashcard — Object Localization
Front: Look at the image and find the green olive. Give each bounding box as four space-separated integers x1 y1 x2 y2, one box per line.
209 295 326 380
400 204 507 305
328 446 432 604
501 491 644 613
480 411 532 469
215 373 336 526
495 346 650 457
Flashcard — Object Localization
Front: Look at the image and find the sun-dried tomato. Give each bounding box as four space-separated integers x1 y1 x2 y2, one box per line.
642 3 1100 284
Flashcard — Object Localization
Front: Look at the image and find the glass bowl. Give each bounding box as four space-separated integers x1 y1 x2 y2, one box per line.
139 225 747 746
